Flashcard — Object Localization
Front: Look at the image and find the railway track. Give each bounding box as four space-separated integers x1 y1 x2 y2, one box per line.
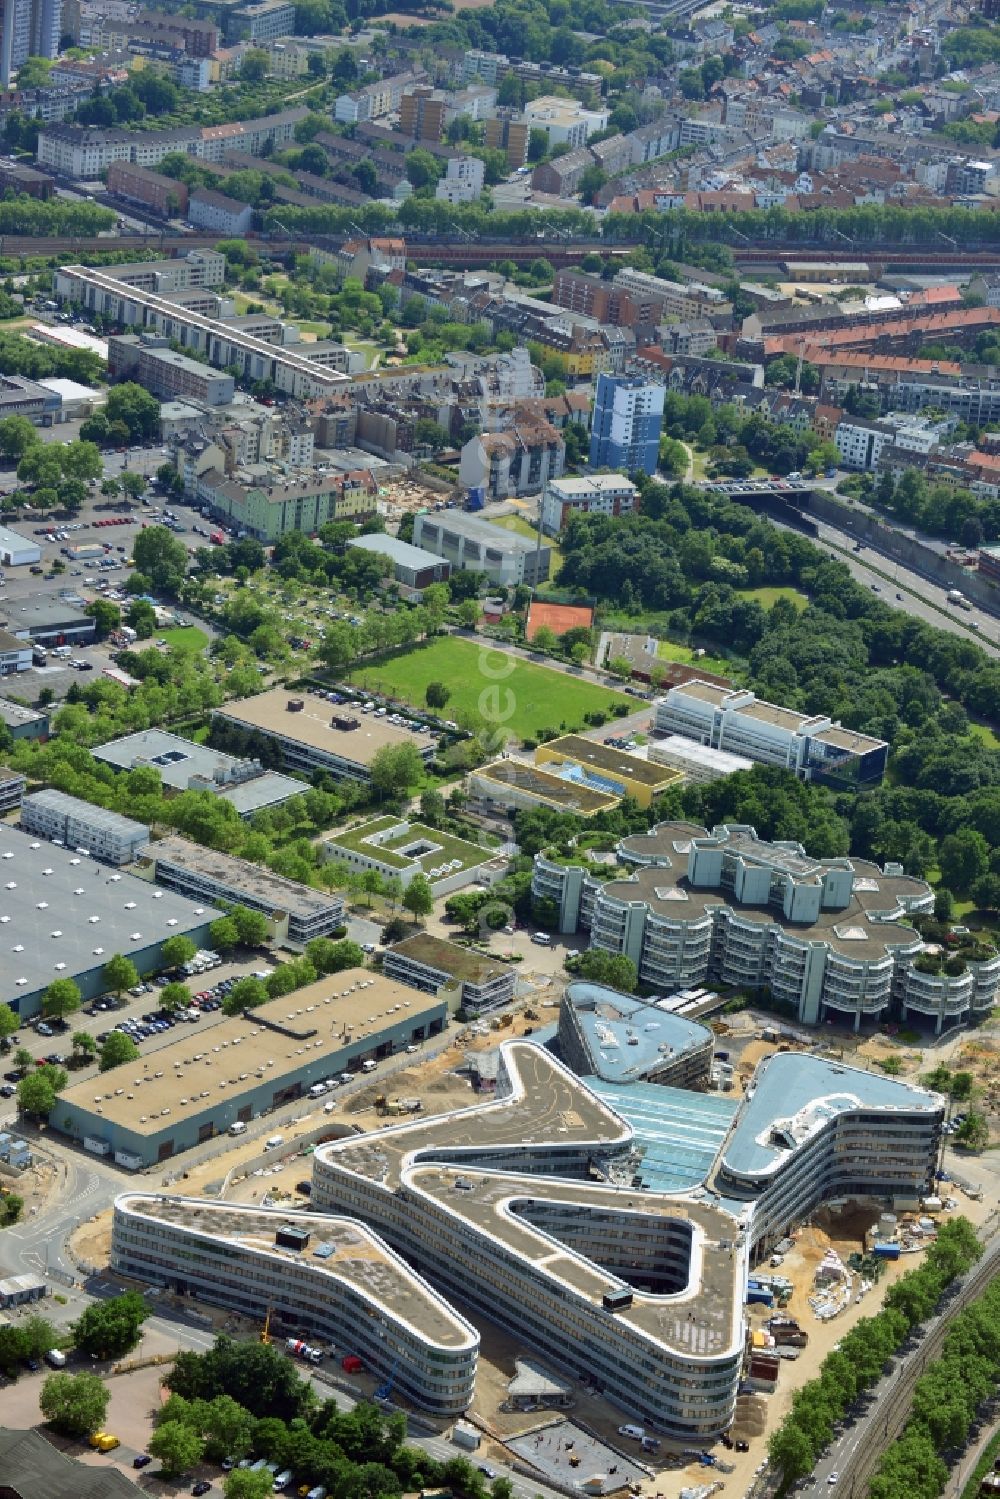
804 1228 1000 1499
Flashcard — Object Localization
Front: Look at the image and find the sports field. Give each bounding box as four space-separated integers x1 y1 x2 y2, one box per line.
347 637 632 742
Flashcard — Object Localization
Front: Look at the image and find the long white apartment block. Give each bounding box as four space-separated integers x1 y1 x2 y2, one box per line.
111 1194 478 1414
54 263 351 400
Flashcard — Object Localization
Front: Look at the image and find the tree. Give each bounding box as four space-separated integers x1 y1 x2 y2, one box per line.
71 1030 97 1063
938 829 990 894
74 1290 149 1359
210 916 239 954
0 414 40 460
85 597 121 639
103 954 138 1001
230 905 269 948
222 976 268 1014
768 1420 815 1485
569 949 638 993
419 788 445 824
99 1031 140 1072
105 383 160 442
149 1419 205 1477
160 982 191 1015
241 47 270 80
40 1370 109 1437
166 1334 311 1422
956 1112 990 1151
132 525 188 594
425 681 450 709
402 874 433 924
161 934 197 971
369 742 424 797
17 1066 65 1117
42 978 81 1022
120 471 144 500
126 598 157 639
457 598 480 629
0 1002 17 1049
531 625 557 652
226 1471 274 1499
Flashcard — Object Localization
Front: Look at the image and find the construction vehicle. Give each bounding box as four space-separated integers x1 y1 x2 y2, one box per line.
286 1338 323 1364
375 1357 400 1402
260 1307 273 1346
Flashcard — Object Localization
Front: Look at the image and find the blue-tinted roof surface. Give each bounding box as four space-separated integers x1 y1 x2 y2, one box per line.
721 1052 941 1178
565 981 711 1083
586 1078 738 1193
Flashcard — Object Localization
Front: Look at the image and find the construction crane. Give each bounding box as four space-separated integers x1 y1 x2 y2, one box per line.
375 1357 400 1403
260 1307 273 1346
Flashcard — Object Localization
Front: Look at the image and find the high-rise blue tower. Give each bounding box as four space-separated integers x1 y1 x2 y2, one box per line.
588 373 665 476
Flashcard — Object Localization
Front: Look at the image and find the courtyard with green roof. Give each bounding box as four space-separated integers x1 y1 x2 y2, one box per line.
323 815 497 887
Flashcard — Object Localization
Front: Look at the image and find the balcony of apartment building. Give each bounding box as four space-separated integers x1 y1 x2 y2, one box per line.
589 908 630 952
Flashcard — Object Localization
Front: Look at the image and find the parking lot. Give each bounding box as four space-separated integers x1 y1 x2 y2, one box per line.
0 953 280 1098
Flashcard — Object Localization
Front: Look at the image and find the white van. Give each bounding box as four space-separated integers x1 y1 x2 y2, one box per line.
618 1424 644 1441
229 1121 247 1136
273 1473 294 1493
531 932 551 946
361 1060 377 1074
264 1134 284 1151
308 1082 328 1099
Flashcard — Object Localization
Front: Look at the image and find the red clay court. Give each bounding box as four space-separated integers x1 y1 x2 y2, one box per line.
526 601 594 642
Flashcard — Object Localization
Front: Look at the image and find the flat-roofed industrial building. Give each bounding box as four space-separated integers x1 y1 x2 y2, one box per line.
212 689 437 783
0 826 219 1019
93 726 306 820
55 972 449 1167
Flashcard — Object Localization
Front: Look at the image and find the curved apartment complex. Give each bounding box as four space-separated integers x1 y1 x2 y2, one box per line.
533 822 999 1034
111 1194 479 1415
312 1043 748 1440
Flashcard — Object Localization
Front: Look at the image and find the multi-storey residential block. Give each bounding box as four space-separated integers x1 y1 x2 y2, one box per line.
458 417 565 499
139 834 345 946
112 1195 478 1413
194 466 374 541
56 262 351 400
188 186 253 236
384 932 515 1014
589 374 664 475
21 789 149 865
108 335 235 406
540 474 639 535
105 160 189 215
655 680 889 788
400 84 447 142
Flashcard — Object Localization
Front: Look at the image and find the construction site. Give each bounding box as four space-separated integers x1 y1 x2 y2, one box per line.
63 988 999 1499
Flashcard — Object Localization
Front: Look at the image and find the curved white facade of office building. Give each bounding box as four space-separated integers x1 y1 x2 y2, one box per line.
111 1193 479 1415
312 1043 748 1439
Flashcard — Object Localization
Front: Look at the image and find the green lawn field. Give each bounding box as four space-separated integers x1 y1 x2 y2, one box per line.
968 720 1000 750
160 626 209 652
738 586 809 610
347 637 632 742
655 637 733 677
